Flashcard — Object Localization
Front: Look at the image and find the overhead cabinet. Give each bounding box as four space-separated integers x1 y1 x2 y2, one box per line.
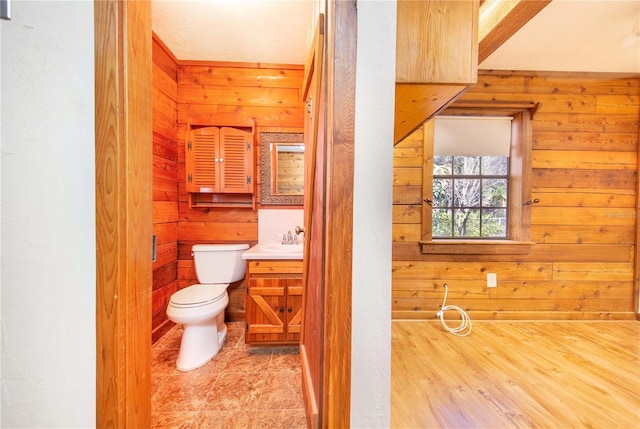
185 124 255 207
394 0 479 144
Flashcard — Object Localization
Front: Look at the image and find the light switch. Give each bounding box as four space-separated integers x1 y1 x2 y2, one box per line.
1 0 11 20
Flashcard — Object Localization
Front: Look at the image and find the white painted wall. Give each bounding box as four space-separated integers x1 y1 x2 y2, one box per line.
1 1 95 427
258 208 304 244
0 9 3 426
351 1 396 427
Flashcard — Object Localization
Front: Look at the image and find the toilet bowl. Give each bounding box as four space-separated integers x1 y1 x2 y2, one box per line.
166 243 249 371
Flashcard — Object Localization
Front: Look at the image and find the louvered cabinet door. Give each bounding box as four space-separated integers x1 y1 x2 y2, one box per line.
219 127 253 193
186 126 220 192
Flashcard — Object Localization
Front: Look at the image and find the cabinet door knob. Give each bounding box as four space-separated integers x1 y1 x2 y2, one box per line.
279 307 284 313
288 307 293 313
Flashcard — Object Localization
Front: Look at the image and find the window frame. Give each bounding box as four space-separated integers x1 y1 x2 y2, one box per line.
419 101 539 255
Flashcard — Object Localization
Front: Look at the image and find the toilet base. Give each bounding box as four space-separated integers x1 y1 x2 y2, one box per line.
176 315 227 371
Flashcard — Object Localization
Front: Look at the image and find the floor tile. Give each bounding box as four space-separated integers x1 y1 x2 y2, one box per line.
202 372 267 411
152 324 307 427
151 411 199 429
193 410 256 429
152 371 219 412
222 347 273 374
258 371 306 410
252 409 307 429
269 348 301 372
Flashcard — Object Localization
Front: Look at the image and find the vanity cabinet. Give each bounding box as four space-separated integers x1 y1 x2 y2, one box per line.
186 124 255 207
245 260 302 345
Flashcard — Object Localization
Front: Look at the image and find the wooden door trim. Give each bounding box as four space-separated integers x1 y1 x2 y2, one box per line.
301 12 325 429
635 107 640 317
322 1 357 427
95 1 153 427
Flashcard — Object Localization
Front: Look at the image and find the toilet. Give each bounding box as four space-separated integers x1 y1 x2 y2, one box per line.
166 243 249 371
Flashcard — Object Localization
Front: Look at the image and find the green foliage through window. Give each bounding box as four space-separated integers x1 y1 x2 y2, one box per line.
433 156 508 238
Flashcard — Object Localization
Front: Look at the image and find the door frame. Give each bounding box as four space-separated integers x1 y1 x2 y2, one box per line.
94 1 358 427
95 1 153 427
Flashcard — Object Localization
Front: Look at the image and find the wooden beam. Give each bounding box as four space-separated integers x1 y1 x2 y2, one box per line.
478 0 552 64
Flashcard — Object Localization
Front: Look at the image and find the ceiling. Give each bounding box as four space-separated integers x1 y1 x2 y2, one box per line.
152 0 640 73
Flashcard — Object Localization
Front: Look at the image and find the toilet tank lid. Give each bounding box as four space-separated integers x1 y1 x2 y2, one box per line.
192 243 250 252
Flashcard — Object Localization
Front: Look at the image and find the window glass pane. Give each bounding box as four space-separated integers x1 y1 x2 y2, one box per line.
482 178 507 207
453 179 480 207
481 156 508 175
433 154 510 240
454 156 479 175
481 208 507 237
433 155 452 174
432 209 452 237
453 209 480 237
433 178 452 207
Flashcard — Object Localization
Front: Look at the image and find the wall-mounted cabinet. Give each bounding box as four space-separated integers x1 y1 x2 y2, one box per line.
186 123 256 208
394 0 479 144
245 260 302 345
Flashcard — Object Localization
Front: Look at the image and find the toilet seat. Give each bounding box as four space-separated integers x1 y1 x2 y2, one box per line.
169 284 228 308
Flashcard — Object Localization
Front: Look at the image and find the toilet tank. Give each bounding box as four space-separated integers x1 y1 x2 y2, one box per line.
192 244 249 284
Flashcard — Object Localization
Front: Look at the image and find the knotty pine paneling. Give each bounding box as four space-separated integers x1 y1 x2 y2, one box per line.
152 35 179 342
178 65 304 88
175 61 304 324
392 71 640 320
534 130 638 152
150 45 306 343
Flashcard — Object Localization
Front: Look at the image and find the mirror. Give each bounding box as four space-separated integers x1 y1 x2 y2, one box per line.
260 132 304 205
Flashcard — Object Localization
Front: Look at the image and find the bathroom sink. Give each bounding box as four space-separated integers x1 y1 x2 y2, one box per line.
260 243 303 253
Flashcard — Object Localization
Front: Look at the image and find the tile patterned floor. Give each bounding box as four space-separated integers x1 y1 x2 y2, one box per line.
152 322 307 429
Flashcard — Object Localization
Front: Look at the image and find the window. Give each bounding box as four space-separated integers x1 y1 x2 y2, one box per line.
432 155 509 238
419 101 539 254
431 115 512 239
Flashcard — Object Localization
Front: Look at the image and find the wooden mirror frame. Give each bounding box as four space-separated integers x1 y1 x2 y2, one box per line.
259 132 304 206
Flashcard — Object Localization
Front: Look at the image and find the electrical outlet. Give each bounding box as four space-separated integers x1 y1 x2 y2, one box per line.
487 273 497 288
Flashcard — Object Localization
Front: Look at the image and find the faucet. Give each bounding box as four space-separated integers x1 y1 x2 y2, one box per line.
281 230 300 245
282 230 295 244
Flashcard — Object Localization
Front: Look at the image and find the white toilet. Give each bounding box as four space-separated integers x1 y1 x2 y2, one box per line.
166 243 249 371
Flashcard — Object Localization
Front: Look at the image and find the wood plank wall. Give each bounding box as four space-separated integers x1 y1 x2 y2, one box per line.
176 61 305 323
151 36 305 342
392 71 640 320
152 35 180 342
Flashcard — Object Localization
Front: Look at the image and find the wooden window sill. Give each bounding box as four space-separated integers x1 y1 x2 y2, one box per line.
419 240 534 255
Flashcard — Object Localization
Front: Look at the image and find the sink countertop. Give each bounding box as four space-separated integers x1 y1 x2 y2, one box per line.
242 243 303 260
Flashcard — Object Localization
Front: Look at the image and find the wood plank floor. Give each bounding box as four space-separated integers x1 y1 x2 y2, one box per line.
391 320 640 428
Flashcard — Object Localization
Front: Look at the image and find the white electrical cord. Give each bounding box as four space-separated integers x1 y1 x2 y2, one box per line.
435 283 472 336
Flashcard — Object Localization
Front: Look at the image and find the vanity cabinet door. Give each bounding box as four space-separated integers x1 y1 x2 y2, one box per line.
246 276 287 343
285 279 303 342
